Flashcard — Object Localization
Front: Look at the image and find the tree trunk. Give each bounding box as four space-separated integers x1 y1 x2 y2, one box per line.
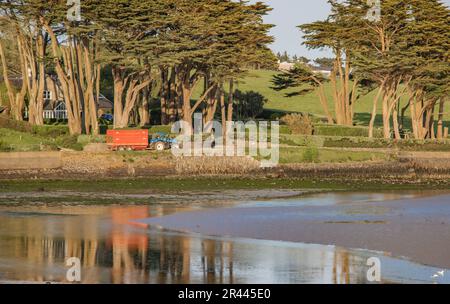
139 88 150 127
160 67 168 125
369 84 384 138
227 79 234 122
392 102 401 140
0 38 26 121
382 94 391 139
112 67 125 129
437 98 445 140
220 88 226 139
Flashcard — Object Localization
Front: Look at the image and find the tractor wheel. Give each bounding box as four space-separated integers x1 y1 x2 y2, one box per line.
155 142 165 151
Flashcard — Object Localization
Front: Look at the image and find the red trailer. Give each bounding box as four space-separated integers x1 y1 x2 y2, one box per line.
106 130 149 151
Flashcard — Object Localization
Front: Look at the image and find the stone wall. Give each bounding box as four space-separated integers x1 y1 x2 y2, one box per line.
0 152 62 170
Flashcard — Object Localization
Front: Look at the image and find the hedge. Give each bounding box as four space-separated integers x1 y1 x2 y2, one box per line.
281 134 450 151
314 124 384 138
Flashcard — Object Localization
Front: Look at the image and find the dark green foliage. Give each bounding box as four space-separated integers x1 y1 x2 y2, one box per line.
234 90 267 120
272 64 328 97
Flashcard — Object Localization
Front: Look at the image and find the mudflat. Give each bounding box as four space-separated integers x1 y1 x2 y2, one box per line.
140 194 450 269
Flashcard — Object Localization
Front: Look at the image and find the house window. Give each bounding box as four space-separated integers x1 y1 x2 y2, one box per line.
43 91 52 100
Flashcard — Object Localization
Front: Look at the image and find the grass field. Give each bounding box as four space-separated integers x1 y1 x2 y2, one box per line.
234 70 380 125
227 69 449 129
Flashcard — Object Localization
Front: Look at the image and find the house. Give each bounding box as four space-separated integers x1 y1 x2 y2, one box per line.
39 75 113 120
310 66 332 77
42 94 113 120
278 61 295 71
4 74 113 120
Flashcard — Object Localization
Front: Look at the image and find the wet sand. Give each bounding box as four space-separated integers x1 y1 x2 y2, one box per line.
139 194 450 269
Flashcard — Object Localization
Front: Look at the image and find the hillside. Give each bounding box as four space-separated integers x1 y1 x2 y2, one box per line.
235 69 383 126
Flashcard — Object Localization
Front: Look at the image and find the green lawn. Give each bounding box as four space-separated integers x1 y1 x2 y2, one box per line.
0 128 48 151
0 128 81 152
279 146 390 164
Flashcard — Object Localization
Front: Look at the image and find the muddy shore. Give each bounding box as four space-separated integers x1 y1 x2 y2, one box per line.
139 193 450 269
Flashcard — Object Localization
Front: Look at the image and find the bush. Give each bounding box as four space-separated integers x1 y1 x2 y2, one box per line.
314 124 383 138
280 113 314 135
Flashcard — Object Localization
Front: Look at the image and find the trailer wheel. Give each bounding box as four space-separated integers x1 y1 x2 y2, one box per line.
155 142 165 151
118 146 125 151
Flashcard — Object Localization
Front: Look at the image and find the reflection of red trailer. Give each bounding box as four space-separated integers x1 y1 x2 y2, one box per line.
106 130 149 151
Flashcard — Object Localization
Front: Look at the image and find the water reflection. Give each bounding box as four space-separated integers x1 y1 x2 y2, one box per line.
0 193 448 284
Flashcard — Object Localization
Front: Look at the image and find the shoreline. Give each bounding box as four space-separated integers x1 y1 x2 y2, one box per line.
1 150 450 182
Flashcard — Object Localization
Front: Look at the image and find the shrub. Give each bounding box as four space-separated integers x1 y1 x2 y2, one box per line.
314 124 383 138
280 113 314 135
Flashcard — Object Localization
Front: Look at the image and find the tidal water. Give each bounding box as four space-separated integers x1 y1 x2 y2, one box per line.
0 192 448 284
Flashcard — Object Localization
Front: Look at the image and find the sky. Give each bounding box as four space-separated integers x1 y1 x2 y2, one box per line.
259 0 450 60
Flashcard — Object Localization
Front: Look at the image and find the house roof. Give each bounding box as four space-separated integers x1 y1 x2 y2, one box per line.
43 100 65 111
97 94 113 109
43 95 113 111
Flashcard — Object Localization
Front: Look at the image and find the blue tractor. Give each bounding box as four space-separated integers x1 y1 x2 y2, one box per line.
148 132 178 151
